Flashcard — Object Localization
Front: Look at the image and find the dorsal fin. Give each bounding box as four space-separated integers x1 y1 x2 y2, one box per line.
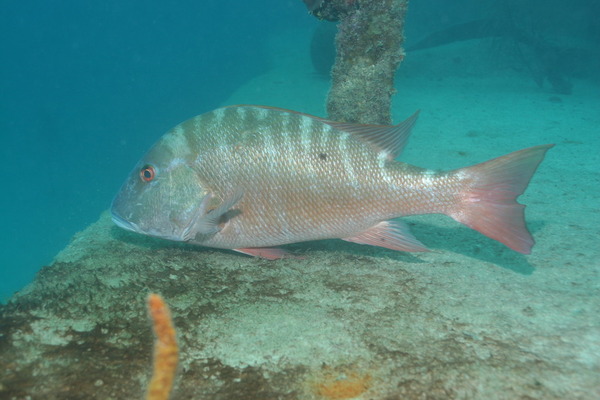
226 105 419 159
322 110 420 160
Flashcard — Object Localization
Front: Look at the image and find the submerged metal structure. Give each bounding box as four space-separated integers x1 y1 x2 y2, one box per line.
307 0 409 124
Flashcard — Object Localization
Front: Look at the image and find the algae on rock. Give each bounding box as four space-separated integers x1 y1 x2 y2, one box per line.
0 212 597 399
312 0 409 124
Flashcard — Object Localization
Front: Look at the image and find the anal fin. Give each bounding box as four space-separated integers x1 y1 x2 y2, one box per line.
342 220 428 252
234 247 291 260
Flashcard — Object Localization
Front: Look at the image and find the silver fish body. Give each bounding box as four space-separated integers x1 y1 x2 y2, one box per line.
111 105 552 259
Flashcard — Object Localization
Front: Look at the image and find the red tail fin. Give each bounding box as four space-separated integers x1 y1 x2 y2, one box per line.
449 144 553 254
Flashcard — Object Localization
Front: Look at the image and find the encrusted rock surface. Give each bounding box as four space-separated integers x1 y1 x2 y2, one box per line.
0 212 598 399
326 0 408 124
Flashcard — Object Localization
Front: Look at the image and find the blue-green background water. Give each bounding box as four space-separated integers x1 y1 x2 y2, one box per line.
1 0 598 302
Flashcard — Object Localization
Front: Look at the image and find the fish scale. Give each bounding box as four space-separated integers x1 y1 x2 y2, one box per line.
196 110 393 239
111 105 553 259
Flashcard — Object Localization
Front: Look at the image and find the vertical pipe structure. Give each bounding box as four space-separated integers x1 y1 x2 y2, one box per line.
309 0 409 125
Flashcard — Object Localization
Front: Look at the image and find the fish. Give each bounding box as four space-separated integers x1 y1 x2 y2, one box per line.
111 105 553 260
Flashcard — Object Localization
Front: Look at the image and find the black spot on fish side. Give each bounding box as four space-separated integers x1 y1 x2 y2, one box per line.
318 153 328 161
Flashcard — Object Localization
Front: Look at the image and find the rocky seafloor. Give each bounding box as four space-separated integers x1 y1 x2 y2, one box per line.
0 211 598 399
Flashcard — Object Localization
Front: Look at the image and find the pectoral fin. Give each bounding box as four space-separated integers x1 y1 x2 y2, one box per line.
183 189 244 240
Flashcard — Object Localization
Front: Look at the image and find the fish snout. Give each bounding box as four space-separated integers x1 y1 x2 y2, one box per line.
110 210 140 233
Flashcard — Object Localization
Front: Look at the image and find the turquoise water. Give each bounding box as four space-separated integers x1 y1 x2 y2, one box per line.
1 0 599 303
0 1 304 301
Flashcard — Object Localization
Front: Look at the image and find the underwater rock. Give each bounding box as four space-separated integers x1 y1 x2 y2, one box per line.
0 212 598 399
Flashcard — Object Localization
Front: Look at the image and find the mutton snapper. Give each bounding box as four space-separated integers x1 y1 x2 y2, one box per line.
111 105 552 259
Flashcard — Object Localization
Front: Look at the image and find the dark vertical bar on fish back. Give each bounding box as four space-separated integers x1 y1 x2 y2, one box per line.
325 0 409 125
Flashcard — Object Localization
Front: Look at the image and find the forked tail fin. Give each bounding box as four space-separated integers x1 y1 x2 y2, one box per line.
449 144 554 254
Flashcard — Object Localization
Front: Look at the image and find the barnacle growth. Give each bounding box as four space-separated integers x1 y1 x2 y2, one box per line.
306 0 409 124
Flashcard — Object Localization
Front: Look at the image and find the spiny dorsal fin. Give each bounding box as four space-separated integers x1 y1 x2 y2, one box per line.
228 105 419 160
322 110 420 160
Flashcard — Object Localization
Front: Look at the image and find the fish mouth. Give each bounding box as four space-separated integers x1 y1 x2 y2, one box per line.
111 209 188 242
111 212 140 234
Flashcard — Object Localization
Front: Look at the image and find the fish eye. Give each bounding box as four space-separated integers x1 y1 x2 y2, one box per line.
140 165 156 182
